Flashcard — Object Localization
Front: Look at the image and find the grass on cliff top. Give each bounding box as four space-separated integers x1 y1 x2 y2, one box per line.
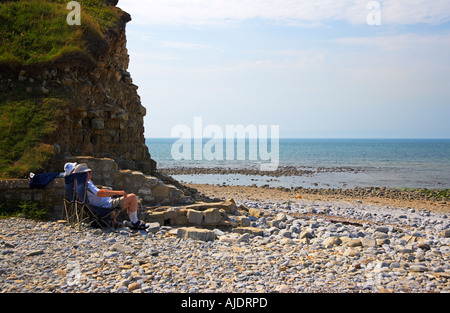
0 0 121 65
0 0 121 178
0 85 66 178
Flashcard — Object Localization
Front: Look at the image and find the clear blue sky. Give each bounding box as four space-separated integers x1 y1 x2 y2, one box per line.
118 0 450 139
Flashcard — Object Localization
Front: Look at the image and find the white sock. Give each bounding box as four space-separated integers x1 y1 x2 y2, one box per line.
129 211 138 223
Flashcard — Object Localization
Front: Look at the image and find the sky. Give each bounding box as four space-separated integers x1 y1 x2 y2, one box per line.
117 0 450 139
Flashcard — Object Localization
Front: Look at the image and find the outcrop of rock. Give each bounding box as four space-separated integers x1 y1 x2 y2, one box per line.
1 2 156 175
70 156 190 205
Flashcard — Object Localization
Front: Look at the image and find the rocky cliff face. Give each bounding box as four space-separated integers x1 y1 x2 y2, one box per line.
53 10 156 174
1 3 156 175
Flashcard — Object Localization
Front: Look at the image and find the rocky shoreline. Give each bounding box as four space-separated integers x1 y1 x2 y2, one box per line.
159 166 360 177
1 191 449 293
160 166 450 205
287 186 450 204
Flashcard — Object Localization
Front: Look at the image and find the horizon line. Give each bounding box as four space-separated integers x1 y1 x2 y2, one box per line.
145 137 450 140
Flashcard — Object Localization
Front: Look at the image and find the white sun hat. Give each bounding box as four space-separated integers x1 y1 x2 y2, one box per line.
64 162 77 176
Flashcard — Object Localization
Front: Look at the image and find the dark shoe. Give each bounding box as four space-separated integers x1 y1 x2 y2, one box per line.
113 221 124 229
130 220 149 230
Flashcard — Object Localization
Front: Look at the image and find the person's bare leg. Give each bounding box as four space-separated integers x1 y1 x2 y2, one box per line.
123 194 138 213
122 194 139 224
110 210 118 225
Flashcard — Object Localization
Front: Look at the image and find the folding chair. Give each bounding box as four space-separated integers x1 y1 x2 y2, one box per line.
63 172 120 231
62 173 82 229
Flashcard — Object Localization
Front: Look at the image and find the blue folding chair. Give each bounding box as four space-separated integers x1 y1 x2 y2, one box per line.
63 172 120 230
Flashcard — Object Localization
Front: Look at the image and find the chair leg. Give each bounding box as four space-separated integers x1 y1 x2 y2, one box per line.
63 200 79 228
64 202 121 232
62 202 67 221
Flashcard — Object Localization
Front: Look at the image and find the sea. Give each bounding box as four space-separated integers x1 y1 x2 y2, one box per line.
145 138 450 190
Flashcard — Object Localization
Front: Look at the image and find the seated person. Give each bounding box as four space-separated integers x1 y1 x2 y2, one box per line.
72 163 149 230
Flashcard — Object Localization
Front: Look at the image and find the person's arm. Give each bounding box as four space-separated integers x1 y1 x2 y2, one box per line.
96 189 127 198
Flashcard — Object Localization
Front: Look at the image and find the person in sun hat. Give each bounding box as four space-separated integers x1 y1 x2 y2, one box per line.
64 162 77 176
73 163 149 230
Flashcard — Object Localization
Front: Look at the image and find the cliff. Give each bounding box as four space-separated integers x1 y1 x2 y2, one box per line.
0 0 156 178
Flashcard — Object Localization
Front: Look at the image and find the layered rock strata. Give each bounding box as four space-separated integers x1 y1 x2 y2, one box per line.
1 4 156 174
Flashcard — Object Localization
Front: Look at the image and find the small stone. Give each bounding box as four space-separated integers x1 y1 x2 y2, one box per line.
345 238 362 247
146 222 160 233
103 251 119 258
396 247 412 254
417 242 431 250
237 216 251 227
238 233 250 243
323 236 342 247
248 208 263 218
299 230 314 239
233 227 264 237
376 238 390 246
275 284 290 293
128 282 140 291
116 286 129 292
343 248 359 257
213 229 226 236
373 261 390 272
177 227 217 242
375 226 390 233
360 237 376 247
280 238 295 245
110 243 134 254
279 229 292 238
275 213 287 222
410 265 428 272
26 250 44 257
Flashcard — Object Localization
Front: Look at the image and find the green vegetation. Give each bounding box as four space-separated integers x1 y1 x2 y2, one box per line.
400 187 450 201
0 200 49 220
0 83 66 177
0 0 121 66
416 188 450 200
0 0 123 178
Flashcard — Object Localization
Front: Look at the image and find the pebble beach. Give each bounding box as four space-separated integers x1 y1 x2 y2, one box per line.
1 184 449 294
